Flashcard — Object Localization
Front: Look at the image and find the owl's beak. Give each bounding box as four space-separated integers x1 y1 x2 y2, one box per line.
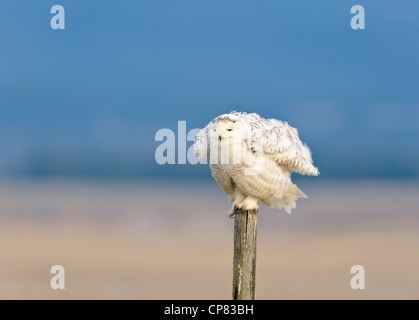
218 136 222 141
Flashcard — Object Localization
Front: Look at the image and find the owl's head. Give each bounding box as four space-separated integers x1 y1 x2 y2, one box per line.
209 114 247 144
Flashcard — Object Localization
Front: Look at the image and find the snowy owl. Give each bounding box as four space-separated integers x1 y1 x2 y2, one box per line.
194 111 319 217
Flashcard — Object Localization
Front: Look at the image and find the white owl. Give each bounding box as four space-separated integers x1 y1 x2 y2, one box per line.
194 111 319 217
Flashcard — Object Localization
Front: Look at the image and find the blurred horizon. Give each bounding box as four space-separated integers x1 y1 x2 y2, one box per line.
1 1 419 180
1 179 419 299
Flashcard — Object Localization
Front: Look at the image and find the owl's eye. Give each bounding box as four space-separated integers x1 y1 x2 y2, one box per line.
226 128 233 132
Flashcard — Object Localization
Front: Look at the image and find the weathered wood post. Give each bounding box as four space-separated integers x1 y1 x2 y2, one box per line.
232 209 257 300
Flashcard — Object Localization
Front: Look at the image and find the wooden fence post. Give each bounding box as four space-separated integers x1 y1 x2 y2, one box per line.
232 209 257 300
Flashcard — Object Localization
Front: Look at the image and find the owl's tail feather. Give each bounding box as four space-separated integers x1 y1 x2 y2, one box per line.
264 184 307 214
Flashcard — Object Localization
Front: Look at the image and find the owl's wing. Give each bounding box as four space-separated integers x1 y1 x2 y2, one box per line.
193 124 210 159
249 118 319 176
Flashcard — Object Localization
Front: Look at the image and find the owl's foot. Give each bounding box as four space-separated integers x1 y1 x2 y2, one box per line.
238 196 259 213
228 206 238 218
229 196 259 217
228 191 247 218
228 203 245 218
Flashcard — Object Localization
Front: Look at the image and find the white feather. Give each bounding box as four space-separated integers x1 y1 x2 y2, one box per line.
194 111 319 215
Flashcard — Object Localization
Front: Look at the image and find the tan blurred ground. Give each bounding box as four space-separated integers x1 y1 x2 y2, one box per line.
0 179 418 299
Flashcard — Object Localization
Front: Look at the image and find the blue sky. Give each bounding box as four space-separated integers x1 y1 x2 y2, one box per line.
0 1 418 178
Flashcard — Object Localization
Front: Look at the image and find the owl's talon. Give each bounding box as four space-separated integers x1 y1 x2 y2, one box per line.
241 196 259 212
228 203 243 218
243 205 259 213
234 203 243 210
